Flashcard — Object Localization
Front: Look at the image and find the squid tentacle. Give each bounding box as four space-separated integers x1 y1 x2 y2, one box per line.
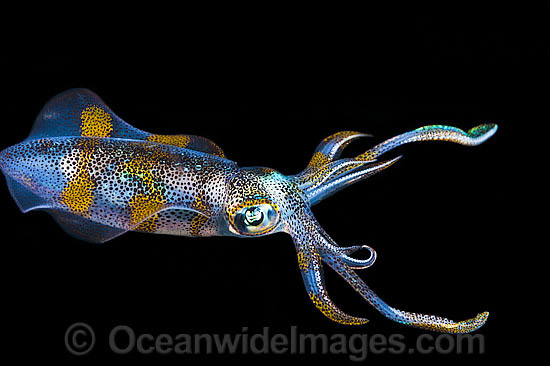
337 246 377 269
314 221 377 269
306 131 371 171
319 238 377 269
356 124 498 162
295 244 370 325
292 212 489 333
292 125 496 331
294 124 497 204
320 248 489 333
304 156 401 204
331 244 367 255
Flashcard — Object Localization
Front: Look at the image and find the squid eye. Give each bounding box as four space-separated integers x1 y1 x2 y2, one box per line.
233 204 279 235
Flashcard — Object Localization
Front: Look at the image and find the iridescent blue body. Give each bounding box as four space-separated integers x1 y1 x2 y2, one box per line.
0 89 497 332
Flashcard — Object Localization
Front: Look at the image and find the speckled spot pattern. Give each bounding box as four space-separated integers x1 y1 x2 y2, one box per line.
0 89 497 333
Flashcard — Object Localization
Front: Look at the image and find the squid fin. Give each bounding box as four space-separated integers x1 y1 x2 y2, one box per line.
3 174 52 213
27 88 226 158
27 88 145 140
3 172 127 243
48 209 128 244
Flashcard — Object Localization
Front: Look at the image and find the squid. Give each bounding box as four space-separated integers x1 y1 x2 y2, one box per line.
0 89 497 333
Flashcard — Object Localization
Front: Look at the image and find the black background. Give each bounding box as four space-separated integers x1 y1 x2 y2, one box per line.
1 5 535 364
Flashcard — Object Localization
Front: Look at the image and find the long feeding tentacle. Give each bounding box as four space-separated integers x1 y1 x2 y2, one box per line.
356 124 498 162
293 124 497 204
321 249 489 333
290 211 489 332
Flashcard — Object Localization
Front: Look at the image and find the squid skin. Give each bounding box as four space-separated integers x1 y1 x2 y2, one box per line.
0 89 497 333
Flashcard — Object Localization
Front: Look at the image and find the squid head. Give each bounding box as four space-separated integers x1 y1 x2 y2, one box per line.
222 123 496 333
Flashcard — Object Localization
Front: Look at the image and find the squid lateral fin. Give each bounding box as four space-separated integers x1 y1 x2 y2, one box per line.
48 209 128 244
27 88 226 158
3 174 52 213
3 174 127 243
